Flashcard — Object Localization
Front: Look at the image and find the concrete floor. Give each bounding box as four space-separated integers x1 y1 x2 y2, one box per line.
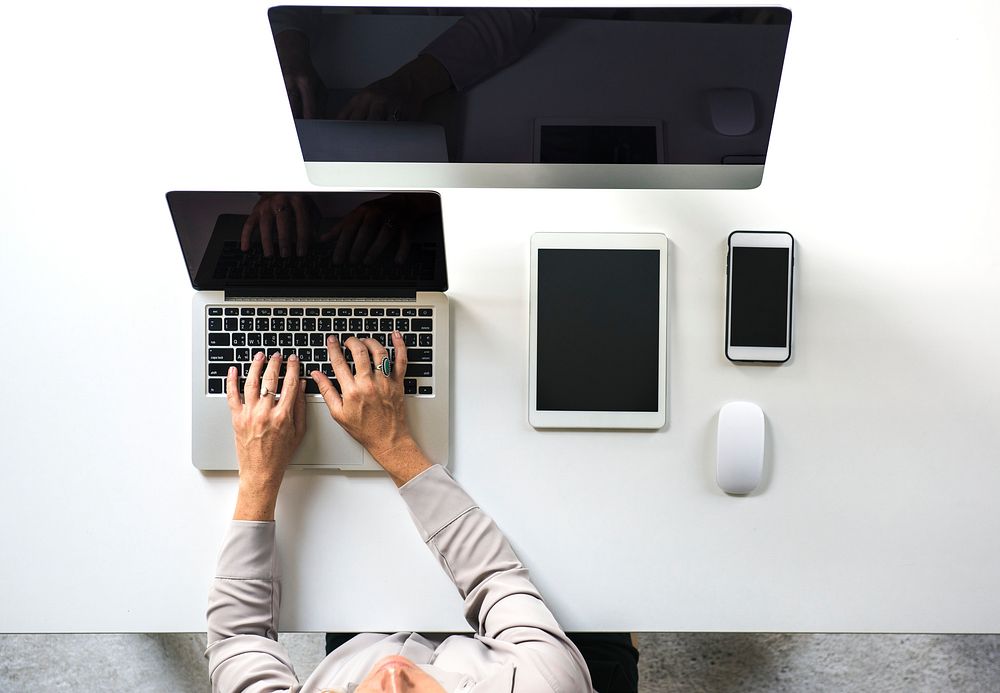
2 633 999 692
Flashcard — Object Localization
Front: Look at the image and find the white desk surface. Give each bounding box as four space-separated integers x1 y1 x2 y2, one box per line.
2 0 999 633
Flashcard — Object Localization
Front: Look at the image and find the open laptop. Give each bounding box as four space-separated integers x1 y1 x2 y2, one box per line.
166 190 449 471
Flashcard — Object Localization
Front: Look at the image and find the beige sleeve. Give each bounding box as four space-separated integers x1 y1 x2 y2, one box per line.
399 465 593 692
205 520 299 693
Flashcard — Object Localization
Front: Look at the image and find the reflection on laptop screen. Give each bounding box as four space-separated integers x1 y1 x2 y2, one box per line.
267 6 791 188
166 191 446 298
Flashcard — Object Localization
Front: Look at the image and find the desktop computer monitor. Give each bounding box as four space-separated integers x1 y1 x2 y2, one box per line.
268 6 791 189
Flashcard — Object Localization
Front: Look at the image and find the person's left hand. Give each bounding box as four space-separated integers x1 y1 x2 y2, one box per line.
241 193 319 258
226 352 307 520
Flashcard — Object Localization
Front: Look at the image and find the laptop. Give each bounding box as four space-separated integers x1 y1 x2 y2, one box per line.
166 190 449 471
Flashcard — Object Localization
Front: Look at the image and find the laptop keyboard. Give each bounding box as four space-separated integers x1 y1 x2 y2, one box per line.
205 305 435 397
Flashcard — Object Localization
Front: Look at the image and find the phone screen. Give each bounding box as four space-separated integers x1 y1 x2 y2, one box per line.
536 248 660 412
729 246 790 347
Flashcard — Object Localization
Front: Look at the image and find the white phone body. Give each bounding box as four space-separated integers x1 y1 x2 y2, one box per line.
529 232 668 429
725 231 794 363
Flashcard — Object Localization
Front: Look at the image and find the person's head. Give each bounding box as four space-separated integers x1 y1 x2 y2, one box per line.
352 655 447 693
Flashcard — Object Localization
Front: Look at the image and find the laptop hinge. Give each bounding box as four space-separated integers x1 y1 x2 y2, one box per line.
225 288 417 301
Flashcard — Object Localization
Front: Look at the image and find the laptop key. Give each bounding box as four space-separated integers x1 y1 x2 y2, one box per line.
406 348 432 362
235 348 250 361
395 318 409 331
338 308 351 316
305 379 320 394
310 333 324 347
322 308 336 316
404 378 417 394
354 308 369 316
402 308 417 317
232 333 246 346
289 308 304 316
314 348 328 361
208 318 222 331
263 333 277 346
279 333 293 346
247 333 262 346
255 318 268 331
208 379 223 394
208 363 236 378
271 318 285 331
302 318 316 331
224 318 238 331
297 348 312 361
418 386 433 395
239 318 254 331
370 308 384 316
380 318 394 332
273 307 288 316
403 333 417 347
349 318 362 331
387 308 401 316
333 318 347 331
411 319 432 332
287 318 301 331
240 308 254 316
418 308 433 316
419 334 433 347
294 333 308 346
209 348 234 361
405 363 432 378
305 362 319 374
257 308 272 316
305 308 320 316
208 333 230 346
364 318 378 331
225 307 239 316
282 348 296 359
208 307 223 316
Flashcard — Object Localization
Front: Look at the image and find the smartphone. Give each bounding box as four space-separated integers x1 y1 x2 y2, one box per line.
725 231 794 363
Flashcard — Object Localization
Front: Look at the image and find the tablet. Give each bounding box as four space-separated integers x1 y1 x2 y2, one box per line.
529 232 668 429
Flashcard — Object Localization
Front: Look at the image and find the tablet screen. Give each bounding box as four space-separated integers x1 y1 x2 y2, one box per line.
536 249 660 412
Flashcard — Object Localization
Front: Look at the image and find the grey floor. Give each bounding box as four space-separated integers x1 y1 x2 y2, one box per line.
2 633 999 692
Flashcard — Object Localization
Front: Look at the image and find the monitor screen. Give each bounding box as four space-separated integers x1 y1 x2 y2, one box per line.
268 6 791 188
166 191 446 297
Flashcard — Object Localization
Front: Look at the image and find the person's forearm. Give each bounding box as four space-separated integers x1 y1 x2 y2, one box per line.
375 436 432 487
234 478 281 521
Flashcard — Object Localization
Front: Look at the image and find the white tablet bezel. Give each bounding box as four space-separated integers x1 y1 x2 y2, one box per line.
725 231 794 363
529 232 668 429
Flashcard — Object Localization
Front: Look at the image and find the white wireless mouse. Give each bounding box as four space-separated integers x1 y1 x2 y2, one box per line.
716 401 765 494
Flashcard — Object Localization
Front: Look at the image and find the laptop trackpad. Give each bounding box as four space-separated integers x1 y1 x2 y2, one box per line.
292 402 364 467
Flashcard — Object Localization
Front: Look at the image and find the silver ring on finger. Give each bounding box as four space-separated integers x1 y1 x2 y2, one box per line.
261 382 277 397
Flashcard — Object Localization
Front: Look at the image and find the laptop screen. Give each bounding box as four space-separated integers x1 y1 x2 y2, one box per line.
267 6 791 188
166 191 446 296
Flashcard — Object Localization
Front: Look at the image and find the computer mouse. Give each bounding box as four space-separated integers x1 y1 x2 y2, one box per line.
707 88 757 136
716 401 765 494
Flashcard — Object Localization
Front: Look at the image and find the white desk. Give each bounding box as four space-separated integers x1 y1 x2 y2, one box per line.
2 0 1000 633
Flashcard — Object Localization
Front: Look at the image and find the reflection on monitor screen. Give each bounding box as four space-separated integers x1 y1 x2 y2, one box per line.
268 6 791 188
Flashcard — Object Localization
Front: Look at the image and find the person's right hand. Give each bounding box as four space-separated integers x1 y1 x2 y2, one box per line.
311 333 432 485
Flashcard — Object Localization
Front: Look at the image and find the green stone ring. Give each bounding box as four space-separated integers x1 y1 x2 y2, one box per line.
377 356 392 377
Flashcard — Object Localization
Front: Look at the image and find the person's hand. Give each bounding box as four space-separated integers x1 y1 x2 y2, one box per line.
320 197 412 265
337 54 452 121
275 30 326 119
311 333 432 486
356 655 446 693
241 193 318 258
227 352 307 520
